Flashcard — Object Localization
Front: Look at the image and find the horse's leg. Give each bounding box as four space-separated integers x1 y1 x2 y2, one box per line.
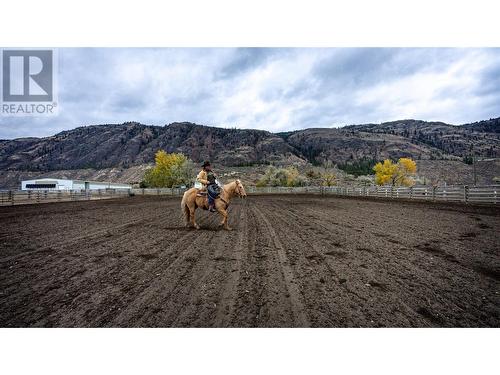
217 206 231 231
189 204 200 229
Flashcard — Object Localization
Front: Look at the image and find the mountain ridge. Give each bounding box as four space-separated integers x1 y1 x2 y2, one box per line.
0 118 498 188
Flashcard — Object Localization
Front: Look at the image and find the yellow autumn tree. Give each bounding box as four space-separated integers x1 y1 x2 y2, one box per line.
320 160 336 186
373 157 417 186
143 150 194 188
322 172 337 186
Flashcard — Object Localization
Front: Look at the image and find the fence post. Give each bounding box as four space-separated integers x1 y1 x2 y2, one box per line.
432 186 436 202
463 185 468 204
409 187 413 199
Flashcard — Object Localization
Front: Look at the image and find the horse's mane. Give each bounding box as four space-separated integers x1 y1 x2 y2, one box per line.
222 179 241 195
222 179 236 190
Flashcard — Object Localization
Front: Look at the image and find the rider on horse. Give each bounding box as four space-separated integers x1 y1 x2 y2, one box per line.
196 161 220 212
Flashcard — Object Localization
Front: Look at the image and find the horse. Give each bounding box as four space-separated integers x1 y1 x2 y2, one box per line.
181 179 247 230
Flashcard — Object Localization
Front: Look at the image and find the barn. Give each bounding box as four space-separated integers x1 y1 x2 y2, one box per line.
21 178 131 191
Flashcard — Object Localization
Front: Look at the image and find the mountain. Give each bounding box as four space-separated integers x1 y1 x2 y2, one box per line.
0 122 302 172
283 118 500 165
0 118 499 188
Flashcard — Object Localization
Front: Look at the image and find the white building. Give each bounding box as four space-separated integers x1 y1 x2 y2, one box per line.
21 178 131 191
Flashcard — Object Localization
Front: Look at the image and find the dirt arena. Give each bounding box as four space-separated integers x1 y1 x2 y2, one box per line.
0 195 498 327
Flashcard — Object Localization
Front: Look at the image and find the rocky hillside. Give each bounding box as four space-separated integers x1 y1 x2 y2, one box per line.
0 122 302 171
0 118 498 188
283 118 500 165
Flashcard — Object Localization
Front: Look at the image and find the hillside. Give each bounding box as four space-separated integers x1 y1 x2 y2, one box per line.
284 118 500 165
0 122 305 172
0 118 499 188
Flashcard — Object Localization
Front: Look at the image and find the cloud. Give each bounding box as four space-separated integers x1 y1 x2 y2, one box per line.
1 47 499 138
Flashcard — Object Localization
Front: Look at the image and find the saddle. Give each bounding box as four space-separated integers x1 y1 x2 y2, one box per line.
195 188 228 211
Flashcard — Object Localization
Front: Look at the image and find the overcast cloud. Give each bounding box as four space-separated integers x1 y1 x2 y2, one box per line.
1 48 499 139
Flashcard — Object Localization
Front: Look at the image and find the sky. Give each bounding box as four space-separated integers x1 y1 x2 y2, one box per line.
1 48 499 139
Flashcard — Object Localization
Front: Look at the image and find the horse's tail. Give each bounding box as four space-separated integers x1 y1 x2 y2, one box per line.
181 190 190 222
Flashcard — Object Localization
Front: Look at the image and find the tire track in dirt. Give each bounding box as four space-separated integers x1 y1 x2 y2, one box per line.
257 201 369 326
1 195 498 327
0 203 184 288
56 227 205 327
0 208 170 263
264 197 497 327
104 211 230 326
217 200 295 327
251 204 310 327
110 209 225 327
212 203 248 326
274 201 459 326
164 206 247 327
1 198 195 326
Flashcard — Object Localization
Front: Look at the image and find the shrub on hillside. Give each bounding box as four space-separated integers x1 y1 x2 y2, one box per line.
257 166 307 187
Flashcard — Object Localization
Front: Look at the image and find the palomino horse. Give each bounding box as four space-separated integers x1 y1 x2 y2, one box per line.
181 179 247 230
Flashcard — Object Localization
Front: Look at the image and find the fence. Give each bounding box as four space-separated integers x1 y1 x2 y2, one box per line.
130 188 188 196
246 185 499 204
1 185 498 206
0 189 131 206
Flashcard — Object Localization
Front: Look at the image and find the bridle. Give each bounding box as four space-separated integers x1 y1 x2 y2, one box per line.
220 181 245 208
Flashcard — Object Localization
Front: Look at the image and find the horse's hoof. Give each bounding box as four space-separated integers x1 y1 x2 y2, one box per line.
225 227 232 231
195 224 200 230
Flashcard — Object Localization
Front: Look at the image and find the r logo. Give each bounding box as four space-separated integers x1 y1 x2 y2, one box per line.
2 50 53 102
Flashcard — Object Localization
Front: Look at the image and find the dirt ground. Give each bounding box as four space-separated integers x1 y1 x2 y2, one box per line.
0 195 498 327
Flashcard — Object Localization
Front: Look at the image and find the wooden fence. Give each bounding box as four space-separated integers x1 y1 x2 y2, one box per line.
130 188 188 196
0 185 498 206
245 185 499 204
0 189 131 206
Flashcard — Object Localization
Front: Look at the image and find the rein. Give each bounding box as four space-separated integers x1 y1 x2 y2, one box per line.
220 197 229 208
220 181 242 209
220 185 231 208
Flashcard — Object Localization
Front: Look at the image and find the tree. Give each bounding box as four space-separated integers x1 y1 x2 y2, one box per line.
321 172 337 186
143 150 194 188
337 158 377 176
256 165 307 187
373 158 417 186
